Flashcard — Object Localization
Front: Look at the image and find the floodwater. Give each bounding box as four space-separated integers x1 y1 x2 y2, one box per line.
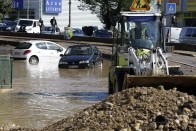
0 60 110 129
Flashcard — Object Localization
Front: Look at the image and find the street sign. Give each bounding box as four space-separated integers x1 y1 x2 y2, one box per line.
130 0 150 11
166 3 176 14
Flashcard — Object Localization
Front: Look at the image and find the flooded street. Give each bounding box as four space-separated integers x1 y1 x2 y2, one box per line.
0 60 110 129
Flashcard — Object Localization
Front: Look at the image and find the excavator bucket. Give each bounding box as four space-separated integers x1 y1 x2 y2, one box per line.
123 75 196 95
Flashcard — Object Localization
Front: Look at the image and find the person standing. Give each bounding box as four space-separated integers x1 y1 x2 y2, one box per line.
130 22 148 39
50 17 57 34
64 24 73 40
39 18 44 33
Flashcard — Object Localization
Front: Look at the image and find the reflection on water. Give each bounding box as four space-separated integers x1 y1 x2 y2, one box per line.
0 60 110 129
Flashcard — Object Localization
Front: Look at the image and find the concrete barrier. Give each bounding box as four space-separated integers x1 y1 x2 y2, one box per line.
0 31 195 51
0 31 113 44
166 43 196 52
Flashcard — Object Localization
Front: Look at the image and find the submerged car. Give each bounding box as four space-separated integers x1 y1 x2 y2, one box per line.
12 40 66 64
58 44 103 68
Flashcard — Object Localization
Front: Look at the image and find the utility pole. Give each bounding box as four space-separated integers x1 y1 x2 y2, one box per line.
40 0 42 18
69 0 71 26
27 0 29 19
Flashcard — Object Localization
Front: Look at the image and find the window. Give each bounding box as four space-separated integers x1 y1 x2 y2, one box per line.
15 42 32 49
47 42 62 51
192 29 196 38
36 43 47 50
19 20 33 26
185 28 193 37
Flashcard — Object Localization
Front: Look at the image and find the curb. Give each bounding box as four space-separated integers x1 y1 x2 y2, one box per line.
173 51 196 57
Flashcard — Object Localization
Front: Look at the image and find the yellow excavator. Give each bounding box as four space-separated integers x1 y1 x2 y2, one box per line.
108 0 196 95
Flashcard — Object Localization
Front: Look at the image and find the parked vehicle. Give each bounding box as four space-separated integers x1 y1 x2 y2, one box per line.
92 29 112 38
41 26 61 35
82 26 98 36
179 27 196 44
164 27 182 43
14 19 40 33
12 40 66 64
72 28 86 36
58 44 103 68
0 21 17 32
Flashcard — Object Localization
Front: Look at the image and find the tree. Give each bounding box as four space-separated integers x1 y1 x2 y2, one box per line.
78 0 133 30
0 0 12 21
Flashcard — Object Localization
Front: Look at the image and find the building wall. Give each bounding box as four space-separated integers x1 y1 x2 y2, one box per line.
163 0 196 27
22 0 103 31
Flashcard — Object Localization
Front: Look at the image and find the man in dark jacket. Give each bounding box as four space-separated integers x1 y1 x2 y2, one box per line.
39 18 44 33
50 17 57 34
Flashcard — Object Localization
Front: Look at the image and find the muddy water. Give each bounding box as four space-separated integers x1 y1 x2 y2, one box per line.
0 60 110 129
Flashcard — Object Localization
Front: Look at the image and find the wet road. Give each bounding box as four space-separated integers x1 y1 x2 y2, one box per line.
0 60 110 129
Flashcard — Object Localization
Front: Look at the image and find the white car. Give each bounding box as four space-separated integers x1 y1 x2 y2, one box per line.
14 19 40 33
12 40 66 64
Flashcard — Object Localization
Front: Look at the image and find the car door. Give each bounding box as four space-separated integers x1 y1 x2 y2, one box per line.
34 42 50 61
46 42 64 61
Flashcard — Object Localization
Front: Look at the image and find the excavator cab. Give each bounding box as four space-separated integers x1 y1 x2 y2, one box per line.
109 11 196 95
126 13 162 49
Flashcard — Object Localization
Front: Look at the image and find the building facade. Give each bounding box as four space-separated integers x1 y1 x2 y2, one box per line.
11 0 103 31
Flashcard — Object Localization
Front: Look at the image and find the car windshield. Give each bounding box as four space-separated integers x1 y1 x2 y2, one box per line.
18 20 33 26
15 42 32 49
65 45 92 55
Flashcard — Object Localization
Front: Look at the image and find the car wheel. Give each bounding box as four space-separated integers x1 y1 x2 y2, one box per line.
89 62 95 69
113 80 119 93
108 75 114 94
169 68 184 75
29 56 39 65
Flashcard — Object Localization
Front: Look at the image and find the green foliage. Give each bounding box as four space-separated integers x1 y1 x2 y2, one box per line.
78 0 133 29
0 0 12 20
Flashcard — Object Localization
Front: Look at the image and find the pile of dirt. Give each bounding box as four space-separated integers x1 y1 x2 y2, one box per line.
1 86 194 131
9 86 196 131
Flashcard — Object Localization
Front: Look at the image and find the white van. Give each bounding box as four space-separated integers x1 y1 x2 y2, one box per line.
14 19 40 33
179 27 196 44
164 27 182 43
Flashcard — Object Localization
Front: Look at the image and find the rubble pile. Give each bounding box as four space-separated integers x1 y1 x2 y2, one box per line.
39 86 196 131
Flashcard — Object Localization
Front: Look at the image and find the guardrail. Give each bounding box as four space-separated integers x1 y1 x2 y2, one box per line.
0 31 113 44
166 43 196 52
